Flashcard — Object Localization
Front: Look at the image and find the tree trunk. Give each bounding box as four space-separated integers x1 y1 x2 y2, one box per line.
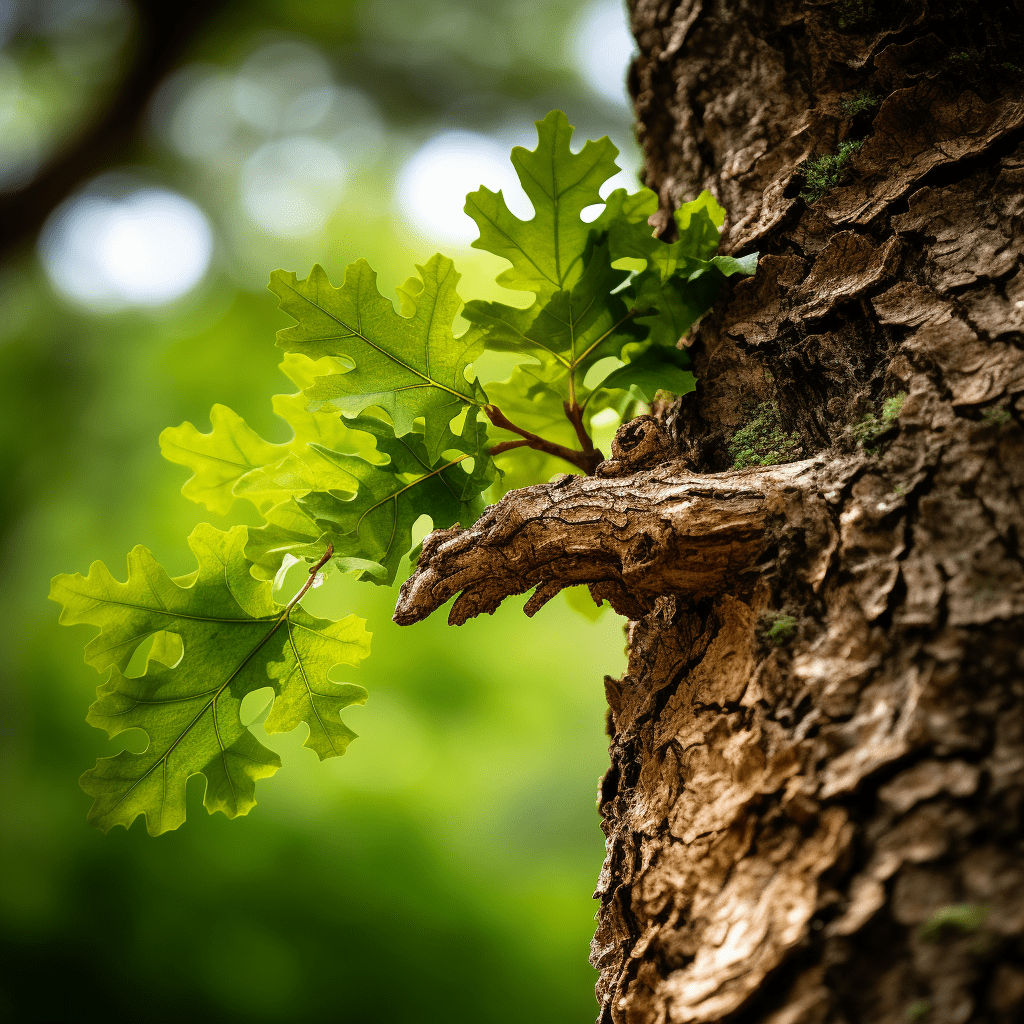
397 1 1024 1020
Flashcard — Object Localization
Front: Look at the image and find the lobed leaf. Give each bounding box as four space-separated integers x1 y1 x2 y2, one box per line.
595 345 697 403
463 113 756 444
50 524 369 835
465 110 620 300
598 187 758 348
160 359 367 517
298 412 496 585
270 255 487 461
465 240 643 403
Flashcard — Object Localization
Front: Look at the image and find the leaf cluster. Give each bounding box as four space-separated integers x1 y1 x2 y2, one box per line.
52 111 757 834
841 91 878 117
763 613 798 646
50 527 369 835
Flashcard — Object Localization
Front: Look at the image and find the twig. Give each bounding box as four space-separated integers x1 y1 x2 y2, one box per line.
484 404 604 474
285 542 335 612
564 400 598 457
488 439 533 456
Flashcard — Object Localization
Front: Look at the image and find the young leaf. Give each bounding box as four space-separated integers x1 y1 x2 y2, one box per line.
465 240 642 405
597 187 759 346
462 112 752 430
244 498 328 582
631 269 724 348
601 188 727 276
49 524 369 835
160 405 285 516
270 255 487 461
465 109 620 300
56 108 761 840
159 381 365 516
297 413 496 584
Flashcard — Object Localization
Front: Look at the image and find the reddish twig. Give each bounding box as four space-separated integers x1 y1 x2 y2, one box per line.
488 439 533 457
484 405 604 474
564 400 598 457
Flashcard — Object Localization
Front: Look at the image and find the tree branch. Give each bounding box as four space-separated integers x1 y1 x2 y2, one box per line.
394 457 818 626
483 403 603 474
563 399 599 460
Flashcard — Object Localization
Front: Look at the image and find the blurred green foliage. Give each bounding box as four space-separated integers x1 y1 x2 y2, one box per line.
0 0 641 1019
918 903 990 942
763 613 797 647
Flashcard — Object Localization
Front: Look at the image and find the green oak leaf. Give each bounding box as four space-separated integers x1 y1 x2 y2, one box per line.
56 111 763 842
270 255 487 461
631 267 725 347
597 187 758 346
595 344 697 403
298 413 496 585
601 188 727 276
244 499 328 582
159 377 371 516
673 189 728 264
465 110 620 300
464 239 644 404
49 524 369 835
160 404 283 515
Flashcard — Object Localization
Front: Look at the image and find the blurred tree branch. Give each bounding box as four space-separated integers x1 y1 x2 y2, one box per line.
0 0 228 267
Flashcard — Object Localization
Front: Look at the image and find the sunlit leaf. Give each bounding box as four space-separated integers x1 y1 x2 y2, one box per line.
466 240 643 403
159 384 365 516
49 524 369 834
298 412 496 585
270 255 487 461
465 110 620 300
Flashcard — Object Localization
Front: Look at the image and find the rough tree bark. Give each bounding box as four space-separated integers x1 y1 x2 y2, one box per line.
396 2 1024 1021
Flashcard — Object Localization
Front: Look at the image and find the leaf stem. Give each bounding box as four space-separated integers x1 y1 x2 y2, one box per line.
570 308 638 372
286 542 334 612
484 405 603 474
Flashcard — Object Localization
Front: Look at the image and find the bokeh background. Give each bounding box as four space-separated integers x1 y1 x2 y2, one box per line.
0 1 642 1020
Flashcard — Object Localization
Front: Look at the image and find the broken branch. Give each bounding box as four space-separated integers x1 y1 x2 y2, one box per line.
394 458 817 626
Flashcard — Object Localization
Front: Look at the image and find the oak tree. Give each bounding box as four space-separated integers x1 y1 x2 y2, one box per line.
404 2 1024 1020
51 2 1024 1022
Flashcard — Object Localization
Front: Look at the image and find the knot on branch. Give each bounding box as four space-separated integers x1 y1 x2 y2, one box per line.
595 415 680 477
394 460 817 627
